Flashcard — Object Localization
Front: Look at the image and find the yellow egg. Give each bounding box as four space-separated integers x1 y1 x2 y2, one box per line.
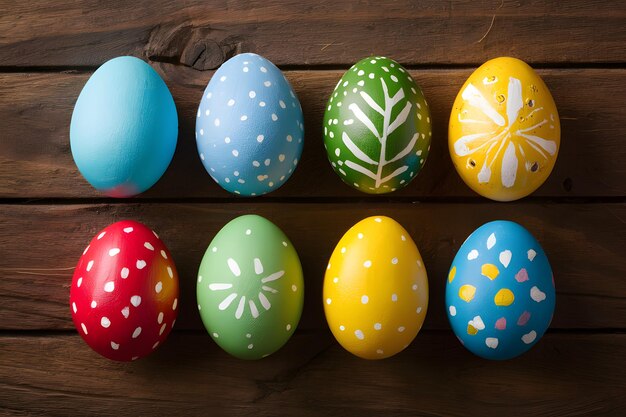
449 57 560 201
323 216 428 359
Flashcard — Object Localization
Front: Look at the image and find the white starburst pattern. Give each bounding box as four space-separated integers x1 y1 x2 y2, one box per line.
454 76 557 188
209 257 284 319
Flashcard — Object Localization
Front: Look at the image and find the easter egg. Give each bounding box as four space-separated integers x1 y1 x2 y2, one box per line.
197 215 304 359
323 216 428 359
323 57 431 194
70 220 179 361
449 57 560 201
70 56 178 197
445 220 555 360
195 53 304 196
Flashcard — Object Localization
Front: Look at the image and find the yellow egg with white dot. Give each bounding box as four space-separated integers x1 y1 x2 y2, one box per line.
323 216 428 359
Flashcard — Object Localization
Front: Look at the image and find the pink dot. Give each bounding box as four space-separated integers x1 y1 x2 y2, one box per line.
495 317 507 330
515 268 529 283
517 311 531 326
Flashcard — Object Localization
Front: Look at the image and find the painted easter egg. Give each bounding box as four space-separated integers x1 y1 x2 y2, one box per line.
323 216 428 359
70 220 179 361
446 220 555 360
70 56 178 197
195 53 304 196
323 57 431 194
197 215 304 359
449 57 560 201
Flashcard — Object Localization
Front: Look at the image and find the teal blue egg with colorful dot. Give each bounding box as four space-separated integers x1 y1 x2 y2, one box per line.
445 221 555 360
195 53 304 196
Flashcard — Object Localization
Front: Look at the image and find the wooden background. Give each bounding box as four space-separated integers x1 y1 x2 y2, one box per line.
1 1 625 415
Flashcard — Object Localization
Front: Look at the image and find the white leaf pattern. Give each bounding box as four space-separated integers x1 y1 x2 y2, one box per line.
345 78 418 188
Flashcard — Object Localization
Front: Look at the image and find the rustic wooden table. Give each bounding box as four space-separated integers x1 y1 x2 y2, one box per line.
1 1 625 415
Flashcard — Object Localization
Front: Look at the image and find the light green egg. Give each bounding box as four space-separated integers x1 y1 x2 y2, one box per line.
197 215 304 359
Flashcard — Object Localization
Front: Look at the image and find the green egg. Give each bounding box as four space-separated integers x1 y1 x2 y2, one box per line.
197 215 304 359
323 56 432 194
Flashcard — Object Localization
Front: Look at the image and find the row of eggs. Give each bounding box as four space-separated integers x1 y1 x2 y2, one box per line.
70 216 555 362
70 54 560 202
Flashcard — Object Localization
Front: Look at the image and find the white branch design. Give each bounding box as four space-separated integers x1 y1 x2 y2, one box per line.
344 78 416 188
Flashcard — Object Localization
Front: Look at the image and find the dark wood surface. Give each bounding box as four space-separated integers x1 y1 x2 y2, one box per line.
0 1 624 416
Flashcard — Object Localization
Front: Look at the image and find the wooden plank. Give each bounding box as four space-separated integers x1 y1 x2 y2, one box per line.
0 1 625 67
2 68 625 198
1 203 624 331
0 333 623 416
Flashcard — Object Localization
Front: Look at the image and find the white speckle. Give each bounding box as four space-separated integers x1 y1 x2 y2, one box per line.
86 260 94 271
390 75 398 82
279 100 286 108
172 298 178 310
486 338 499 349
260 66 267 73
355 330 364 340
530 286 546 302
132 327 142 338
220 75 226 82
108 248 120 257
357 233 364 239
286 324 292 331
357 70 365 76
143 242 154 251
339 325 345 331
214 118 220 127
522 330 537 344
341 247 346 254
159 323 167 335
121 307 129 318
259 101 266 107
240 115 248 121
160 250 168 260
200 153 205 160
291 285 297 292
158 312 164 324
282 241 288 247
370 59 377 64
374 323 382 330
81 323 88 334
376 349 384 354
361 295 369 304
130 295 141 307
449 306 457 316
90 300 97 308
199 128 204 136
104 282 115 292
204 109 210 116
72 302 77 314
467 249 479 260
155 281 163 293
110 341 119 350
77 277 83 287
248 344 254 349
136 260 146 269
271 113 278 121
286 135 293 142
368 73 375 79
528 249 537 261
487 233 496 250
212 332 219 338
227 99 235 106
166 266 173 279
499 250 512 268
398 326 405 332
245 229 252 236
416 307 422 314
363 260 372 268
412 284 418 291
232 149 239 157
97 231 106 240
249 91 256 98
100 317 110 328
264 81 272 87
243 66 249 73
401 235 406 241
264 158 271 166
391 294 398 302
224 178 230 183
391 257 398 265
326 298 332 305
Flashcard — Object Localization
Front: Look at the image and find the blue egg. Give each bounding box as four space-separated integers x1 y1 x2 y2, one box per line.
195 53 304 196
445 221 555 360
70 56 178 197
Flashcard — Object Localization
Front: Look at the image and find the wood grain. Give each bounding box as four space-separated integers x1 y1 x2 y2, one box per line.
1 203 624 331
0 1 625 68
0 332 624 416
2 68 625 199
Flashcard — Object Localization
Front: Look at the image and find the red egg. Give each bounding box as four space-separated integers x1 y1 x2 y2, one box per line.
70 220 179 361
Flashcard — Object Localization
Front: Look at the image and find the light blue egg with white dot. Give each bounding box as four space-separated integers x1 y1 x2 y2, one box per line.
195 53 304 196
70 56 178 197
446 220 555 360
